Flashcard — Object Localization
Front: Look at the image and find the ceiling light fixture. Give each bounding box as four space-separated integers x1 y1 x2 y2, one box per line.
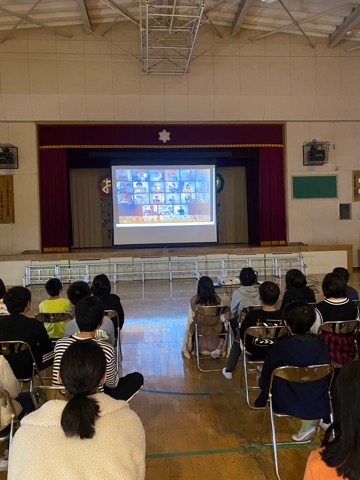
261 0 278 3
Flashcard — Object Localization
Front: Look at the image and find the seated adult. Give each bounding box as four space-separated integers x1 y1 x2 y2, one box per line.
8 341 145 480
91 274 125 333
64 281 115 346
0 278 8 315
1 287 53 379
313 272 359 335
222 281 282 380
230 268 260 335
332 266 359 301
280 269 316 310
38 278 72 339
304 360 360 480
255 301 331 442
53 296 143 401
182 276 227 359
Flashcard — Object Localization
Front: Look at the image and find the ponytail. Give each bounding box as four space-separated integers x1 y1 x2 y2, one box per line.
59 340 107 439
61 393 100 439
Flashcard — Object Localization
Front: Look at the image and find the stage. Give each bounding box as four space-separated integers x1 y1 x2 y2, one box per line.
0 243 352 287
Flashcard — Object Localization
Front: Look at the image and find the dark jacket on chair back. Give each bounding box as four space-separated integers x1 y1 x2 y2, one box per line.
255 333 331 420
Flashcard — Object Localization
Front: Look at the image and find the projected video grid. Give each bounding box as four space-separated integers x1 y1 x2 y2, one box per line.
115 167 212 225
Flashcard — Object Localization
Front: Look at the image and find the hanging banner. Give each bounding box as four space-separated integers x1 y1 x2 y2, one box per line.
353 171 360 202
0 175 14 223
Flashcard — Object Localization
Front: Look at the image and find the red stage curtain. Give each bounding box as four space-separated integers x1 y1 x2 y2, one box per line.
39 149 70 252
259 148 286 245
245 155 260 245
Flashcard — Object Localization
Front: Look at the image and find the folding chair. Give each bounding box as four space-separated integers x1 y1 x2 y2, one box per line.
194 305 231 372
229 305 262 338
104 309 122 370
0 340 44 389
238 305 262 325
352 299 360 308
0 388 21 450
32 385 67 408
317 319 360 366
260 364 334 480
35 312 72 341
242 323 287 408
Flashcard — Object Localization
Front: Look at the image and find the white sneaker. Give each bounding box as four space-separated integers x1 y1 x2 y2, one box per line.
222 367 232 379
210 349 221 359
319 420 331 431
292 423 317 442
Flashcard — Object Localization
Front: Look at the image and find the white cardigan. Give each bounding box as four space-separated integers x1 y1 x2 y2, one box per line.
8 393 145 480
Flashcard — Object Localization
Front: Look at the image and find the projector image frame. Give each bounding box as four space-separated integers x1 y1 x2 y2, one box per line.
111 164 218 247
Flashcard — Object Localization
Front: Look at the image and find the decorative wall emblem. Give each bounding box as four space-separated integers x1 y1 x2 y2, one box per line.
159 129 171 144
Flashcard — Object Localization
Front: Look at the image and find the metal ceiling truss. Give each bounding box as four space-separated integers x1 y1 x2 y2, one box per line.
0 0 357 74
0 3 73 40
250 4 353 42
231 0 252 36
328 4 360 48
140 0 205 74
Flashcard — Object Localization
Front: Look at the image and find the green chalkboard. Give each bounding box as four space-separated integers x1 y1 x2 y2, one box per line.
292 176 337 199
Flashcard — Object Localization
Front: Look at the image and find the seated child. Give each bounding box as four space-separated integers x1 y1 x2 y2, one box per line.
91 274 125 333
182 276 227 359
39 278 72 314
9 341 145 479
313 272 359 345
310 272 360 408
53 296 143 402
0 355 34 421
332 266 359 301
222 281 282 380
2 287 53 379
255 301 331 442
304 360 360 480
39 278 72 339
63 281 115 346
230 267 260 326
280 269 316 310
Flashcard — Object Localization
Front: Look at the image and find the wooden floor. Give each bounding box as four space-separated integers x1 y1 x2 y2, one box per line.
2 271 360 479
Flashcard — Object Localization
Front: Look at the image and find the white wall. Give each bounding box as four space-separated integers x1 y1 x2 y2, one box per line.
0 123 39 254
286 122 360 266
0 23 359 263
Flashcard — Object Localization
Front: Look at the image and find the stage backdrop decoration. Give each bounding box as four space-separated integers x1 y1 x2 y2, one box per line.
216 173 225 193
98 175 112 196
